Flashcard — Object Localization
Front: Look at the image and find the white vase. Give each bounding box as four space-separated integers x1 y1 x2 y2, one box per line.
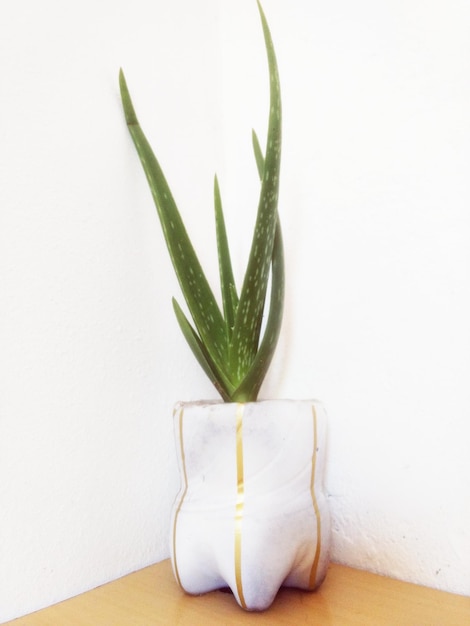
170 399 331 611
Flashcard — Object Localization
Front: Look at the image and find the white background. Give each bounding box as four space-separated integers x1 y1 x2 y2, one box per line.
1 0 469 620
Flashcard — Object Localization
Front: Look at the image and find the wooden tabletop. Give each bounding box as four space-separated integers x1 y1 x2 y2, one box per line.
4 559 470 625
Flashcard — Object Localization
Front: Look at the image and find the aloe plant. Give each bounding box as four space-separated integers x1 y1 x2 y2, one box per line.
119 1 283 402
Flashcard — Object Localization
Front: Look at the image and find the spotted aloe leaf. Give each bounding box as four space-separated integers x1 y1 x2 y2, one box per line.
214 174 238 340
119 0 283 402
119 72 228 373
228 1 283 396
232 130 284 402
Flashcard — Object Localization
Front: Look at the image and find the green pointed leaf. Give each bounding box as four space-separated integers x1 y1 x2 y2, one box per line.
230 0 282 384
232 222 284 401
119 70 228 371
172 298 233 401
252 129 265 180
214 175 238 338
230 127 284 401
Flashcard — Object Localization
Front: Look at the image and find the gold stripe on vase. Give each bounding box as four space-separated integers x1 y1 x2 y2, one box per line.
234 403 247 609
308 404 322 589
172 406 188 590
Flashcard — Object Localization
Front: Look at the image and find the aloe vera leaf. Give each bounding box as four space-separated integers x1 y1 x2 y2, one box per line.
214 175 238 338
252 129 265 179
230 0 282 383
172 298 233 401
119 70 228 369
232 221 284 402
230 128 284 400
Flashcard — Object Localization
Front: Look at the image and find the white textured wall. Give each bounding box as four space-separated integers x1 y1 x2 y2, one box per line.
1 0 469 621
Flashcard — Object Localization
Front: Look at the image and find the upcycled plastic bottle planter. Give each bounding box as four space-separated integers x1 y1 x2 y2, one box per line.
170 399 331 611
